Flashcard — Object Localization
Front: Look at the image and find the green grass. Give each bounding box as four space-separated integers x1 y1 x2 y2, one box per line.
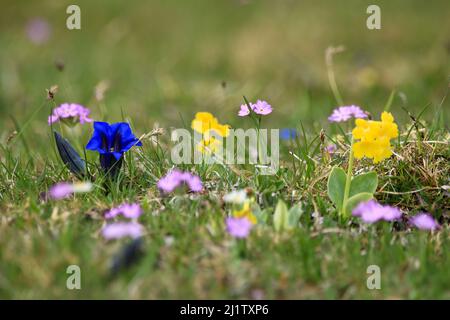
0 0 449 299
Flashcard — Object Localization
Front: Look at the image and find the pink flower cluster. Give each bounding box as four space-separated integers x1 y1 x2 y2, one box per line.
48 182 92 200
328 105 367 123
226 217 253 238
105 203 143 219
157 169 203 193
238 100 273 117
49 182 74 200
409 213 439 231
26 18 51 45
324 144 337 155
352 200 402 223
48 103 93 125
102 203 144 240
102 222 143 240
352 200 440 231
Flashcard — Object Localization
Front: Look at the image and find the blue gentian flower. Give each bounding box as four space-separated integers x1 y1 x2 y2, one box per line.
280 128 297 140
86 122 142 175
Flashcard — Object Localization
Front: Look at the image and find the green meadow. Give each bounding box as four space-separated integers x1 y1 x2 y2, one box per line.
0 0 448 299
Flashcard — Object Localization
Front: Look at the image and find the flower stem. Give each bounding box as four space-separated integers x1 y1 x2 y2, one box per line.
325 46 345 106
256 116 262 165
341 137 354 216
237 238 247 259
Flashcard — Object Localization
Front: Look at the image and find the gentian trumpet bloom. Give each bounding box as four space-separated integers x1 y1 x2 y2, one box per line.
86 122 142 175
54 131 86 177
280 128 297 140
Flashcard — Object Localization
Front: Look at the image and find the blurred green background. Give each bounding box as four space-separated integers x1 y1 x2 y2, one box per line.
0 0 449 149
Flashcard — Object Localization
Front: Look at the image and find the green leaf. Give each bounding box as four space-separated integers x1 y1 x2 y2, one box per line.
251 203 264 224
350 171 378 197
288 204 303 228
259 208 272 224
344 192 373 216
327 167 346 210
54 131 86 178
273 199 289 232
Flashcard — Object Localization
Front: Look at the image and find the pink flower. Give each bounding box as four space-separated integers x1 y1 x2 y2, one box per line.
26 18 51 45
238 100 273 116
48 103 93 125
157 169 203 193
381 205 403 221
102 222 143 240
238 104 251 117
105 203 143 219
157 170 183 193
328 105 368 123
48 182 93 200
352 200 402 224
324 144 337 155
226 217 253 238
49 183 73 200
185 173 203 192
252 100 273 115
410 213 439 231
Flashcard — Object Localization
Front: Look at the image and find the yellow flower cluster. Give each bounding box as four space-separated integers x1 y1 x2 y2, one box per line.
191 112 230 154
352 112 398 163
232 201 257 224
191 112 229 137
196 132 221 153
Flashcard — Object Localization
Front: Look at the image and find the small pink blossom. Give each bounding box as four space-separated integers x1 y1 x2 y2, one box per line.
238 104 251 117
185 174 203 192
49 183 73 200
238 100 273 116
48 182 93 200
352 200 402 224
48 103 93 125
105 203 143 219
328 105 368 123
410 213 439 231
226 217 253 238
157 169 203 193
324 144 337 155
252 100 273 115
26 18 51 45
102 222 143 240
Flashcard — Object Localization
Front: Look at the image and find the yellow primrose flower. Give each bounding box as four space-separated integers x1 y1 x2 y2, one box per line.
232 201 257 224
212 123 230 137
197 135 222 154
352 111 398 163
191 112 230 137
